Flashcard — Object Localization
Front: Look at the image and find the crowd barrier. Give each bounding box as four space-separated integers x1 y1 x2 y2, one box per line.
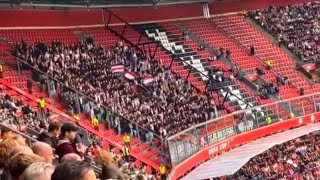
168 91 320 179
0 78 159 170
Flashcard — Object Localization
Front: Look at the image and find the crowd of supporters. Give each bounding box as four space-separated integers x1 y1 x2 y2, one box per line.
0 86 50 133
0 86 161 180
249 2 320 62
12 39 219 137
222 131 320 179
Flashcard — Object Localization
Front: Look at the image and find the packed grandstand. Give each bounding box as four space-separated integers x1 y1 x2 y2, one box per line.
1 0 320 180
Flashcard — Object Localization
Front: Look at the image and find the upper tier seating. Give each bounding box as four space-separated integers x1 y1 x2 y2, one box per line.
82 27 221 135
212 15 318 116
249 2 320 62
12 39 214 138
131 22 284 123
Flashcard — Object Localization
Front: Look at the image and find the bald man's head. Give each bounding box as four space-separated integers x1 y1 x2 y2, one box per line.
61 153 82 163
31 142 55 164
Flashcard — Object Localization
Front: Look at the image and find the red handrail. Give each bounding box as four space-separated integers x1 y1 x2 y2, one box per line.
0 78 159 170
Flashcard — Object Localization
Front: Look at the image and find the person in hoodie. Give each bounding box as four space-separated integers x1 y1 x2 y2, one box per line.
56 122 82 162
37 121 61 149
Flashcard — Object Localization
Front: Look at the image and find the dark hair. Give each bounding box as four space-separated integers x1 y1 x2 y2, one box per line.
51 161 93 180
48 121 61 132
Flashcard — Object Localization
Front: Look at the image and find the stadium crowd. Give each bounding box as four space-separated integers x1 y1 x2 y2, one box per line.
0 86 161 180
249 2 320 62
12 39 219 136
221 131 320 180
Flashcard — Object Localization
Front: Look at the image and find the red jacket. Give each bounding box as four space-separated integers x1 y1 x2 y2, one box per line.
56 140 81 162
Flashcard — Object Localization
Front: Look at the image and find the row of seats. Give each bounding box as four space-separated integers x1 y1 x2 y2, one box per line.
213 15 317 116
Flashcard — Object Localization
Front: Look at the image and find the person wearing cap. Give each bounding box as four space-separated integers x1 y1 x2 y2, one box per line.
56 122 82 162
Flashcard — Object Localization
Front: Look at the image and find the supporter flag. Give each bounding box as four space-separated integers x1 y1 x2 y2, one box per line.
111 65 125 73
124 72 136 80
143 74 154 85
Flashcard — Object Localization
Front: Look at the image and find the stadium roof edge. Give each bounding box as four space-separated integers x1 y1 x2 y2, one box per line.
18 0 212 9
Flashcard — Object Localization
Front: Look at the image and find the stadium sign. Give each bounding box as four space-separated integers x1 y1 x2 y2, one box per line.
208 140 229 156
207 126 234 143
237 120 254 133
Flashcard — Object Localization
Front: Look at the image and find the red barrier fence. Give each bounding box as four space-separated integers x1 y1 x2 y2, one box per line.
169 113 320 179
0 78 159 170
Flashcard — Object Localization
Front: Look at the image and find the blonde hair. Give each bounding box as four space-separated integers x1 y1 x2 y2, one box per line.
21 162 55 180
0 138 19 167
12 134 26 145
96 149 113 167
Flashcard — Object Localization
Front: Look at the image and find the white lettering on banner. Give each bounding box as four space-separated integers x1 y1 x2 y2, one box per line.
207 126 235 143
208 141 229 156
145 29 208 81
238 120 254 133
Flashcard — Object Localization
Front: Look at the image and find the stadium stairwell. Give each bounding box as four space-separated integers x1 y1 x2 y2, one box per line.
181 18 307 117
169 22 294 125
133 23 210 82
129 21 264 115
134 22 284 124
213 14 316 117
173 21 304 120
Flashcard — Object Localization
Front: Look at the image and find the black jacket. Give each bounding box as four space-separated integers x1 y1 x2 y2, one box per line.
37 132 58 149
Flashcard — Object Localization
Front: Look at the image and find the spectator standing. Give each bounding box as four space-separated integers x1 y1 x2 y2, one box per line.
265 59 272 70
159 164 167 180
56 123 81 162
0 64 3 78
91 116 99 131
300 88 304 96
122 145 130 162
27 78 32 94
37 121 61 149
250 45 255 56
123 133 131 149
37 97 46 117
243 10 247 19
278 34 283 47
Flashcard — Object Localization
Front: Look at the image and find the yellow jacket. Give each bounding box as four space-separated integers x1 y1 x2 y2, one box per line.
91 117 99 127
38 99 46 108
122 146 129 156
123 134 131 143
159 165 166 175
266 60 272 67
